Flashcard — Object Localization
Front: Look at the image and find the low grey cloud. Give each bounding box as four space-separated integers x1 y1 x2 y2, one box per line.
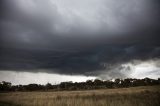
0 0 160 78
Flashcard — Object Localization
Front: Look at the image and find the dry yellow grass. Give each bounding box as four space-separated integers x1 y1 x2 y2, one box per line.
0 86 160 106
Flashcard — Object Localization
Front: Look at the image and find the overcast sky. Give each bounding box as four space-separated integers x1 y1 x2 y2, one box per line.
0 0 160 85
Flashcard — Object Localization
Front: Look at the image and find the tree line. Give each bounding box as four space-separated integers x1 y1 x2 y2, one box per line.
0 78 160 92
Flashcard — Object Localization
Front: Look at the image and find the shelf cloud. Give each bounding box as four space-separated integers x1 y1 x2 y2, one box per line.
0 0 160 79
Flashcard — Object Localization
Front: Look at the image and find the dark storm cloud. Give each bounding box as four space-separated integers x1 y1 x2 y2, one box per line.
0 45 159 75
0 0 160 76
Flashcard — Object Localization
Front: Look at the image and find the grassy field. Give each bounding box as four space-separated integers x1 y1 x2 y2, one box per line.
0 86 160 106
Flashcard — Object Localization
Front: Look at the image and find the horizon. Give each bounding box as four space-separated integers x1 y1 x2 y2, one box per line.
1 77 159 86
